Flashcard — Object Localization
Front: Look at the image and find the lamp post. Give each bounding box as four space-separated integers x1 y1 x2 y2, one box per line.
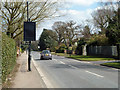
27 1 31 71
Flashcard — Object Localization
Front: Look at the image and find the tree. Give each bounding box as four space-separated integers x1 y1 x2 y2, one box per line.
91 1 116 34
106 8 120 45
64 20 81 47
31 40 39 51
52 20 81 48
81 25 91 39
0 1 60 39
39 29 58 51
52 21 66 45
87 34 109 46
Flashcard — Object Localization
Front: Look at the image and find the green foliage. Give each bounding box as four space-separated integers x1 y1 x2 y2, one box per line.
87 34 109 46
101 62 120 69
106 10 120 45
39 29 58 51
72 45 77 51
78 38 86 46
55 43 66 53
31 41 39 51
2 33 16 83
21 44 27 53
67 55 114 61
74 39 85 55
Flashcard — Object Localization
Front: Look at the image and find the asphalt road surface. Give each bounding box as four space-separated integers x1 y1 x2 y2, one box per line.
31 51 118 88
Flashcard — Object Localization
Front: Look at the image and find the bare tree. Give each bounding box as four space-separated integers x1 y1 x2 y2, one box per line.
91 1 117 34
0 0 60 39
81 25 91 40
64 20 81 46
52 20 81 47
52 21 66 45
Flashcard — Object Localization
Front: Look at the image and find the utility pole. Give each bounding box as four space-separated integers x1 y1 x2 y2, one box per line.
27 1 31 71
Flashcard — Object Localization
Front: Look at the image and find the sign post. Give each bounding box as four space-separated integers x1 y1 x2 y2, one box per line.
24 1 36 71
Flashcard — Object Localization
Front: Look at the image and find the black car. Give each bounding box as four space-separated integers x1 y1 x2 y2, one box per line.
40 50 52 60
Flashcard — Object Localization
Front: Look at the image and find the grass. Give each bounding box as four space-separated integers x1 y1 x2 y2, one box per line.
52 52 115 61
101 62 120 69
67 55 114 61
51 52 69 57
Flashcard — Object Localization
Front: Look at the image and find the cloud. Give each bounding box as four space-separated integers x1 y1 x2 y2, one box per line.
58 9 93 23
36 8 94 40
64 0 96 6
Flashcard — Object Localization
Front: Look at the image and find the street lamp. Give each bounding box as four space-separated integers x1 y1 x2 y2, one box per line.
38 46 40 51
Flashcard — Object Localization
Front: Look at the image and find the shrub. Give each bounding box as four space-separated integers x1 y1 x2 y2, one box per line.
87 34 109 46
2 33 16 83
21 44 27 53
55 43 66 53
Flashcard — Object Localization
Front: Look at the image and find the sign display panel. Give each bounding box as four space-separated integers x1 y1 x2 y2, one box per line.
24 22 36 41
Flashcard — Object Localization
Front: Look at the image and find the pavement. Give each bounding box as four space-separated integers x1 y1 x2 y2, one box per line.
11 52 46 88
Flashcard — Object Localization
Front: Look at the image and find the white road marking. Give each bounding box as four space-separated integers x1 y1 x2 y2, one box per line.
69 59 91 64
85 71 104 78
53 59 57 61
59 61 66 64
68 65 78 69
32 58 53 88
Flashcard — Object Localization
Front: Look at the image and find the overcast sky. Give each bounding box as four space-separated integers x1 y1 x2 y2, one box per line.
36 0 118 40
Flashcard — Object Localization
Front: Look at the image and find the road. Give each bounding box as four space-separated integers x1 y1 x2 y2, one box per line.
31 51 118 88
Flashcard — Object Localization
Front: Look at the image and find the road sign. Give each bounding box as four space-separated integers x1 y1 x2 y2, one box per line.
24 22 36 41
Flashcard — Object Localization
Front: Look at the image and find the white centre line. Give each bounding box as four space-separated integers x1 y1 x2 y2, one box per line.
68 65 78 69
85 71 104 78
59 61 66 64
53 59 57 61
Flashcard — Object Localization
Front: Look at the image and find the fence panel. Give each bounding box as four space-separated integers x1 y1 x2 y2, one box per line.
88 46 118 57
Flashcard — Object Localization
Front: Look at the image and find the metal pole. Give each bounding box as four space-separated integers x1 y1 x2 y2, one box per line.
28 41 31 71
27 1 29 22
27 1 31 71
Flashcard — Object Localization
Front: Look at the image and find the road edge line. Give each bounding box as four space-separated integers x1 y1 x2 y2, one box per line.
32 58 53 88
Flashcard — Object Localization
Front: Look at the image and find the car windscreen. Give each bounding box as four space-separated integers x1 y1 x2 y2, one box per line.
42 50 50 54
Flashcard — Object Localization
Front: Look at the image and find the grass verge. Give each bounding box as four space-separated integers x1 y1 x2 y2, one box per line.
51 52 69 57
67 55 114 61
101 62 120 69
52 52 115 61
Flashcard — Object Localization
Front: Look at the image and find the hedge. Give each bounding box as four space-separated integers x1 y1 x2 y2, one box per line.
2 33 16 83
0 32 2 84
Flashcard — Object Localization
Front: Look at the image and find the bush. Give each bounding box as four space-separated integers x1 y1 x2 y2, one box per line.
21 44 27 53
55 44 66 53
87 34 109 46
2 33 16 83
75 39 85 55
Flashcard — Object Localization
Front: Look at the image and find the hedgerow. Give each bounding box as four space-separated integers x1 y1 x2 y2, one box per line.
2 33 16 83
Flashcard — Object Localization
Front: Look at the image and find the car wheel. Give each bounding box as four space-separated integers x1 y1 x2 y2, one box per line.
40 57 43 60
